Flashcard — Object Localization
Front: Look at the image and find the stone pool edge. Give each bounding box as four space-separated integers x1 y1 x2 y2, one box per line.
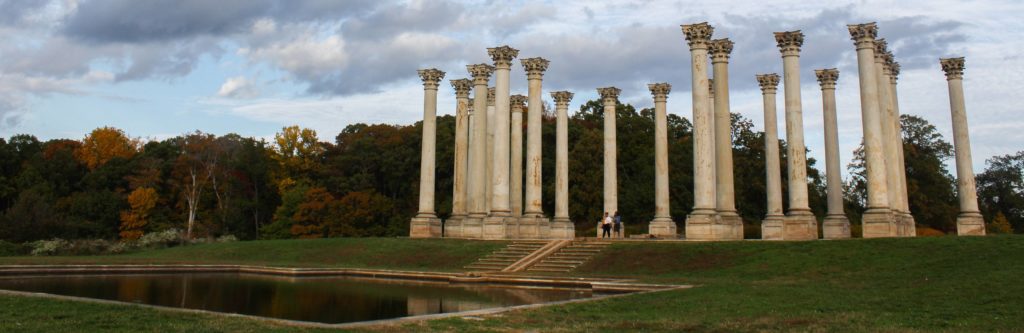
0 264 691 329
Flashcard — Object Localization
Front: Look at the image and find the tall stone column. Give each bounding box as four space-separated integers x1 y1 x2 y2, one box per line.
464 64 494 239
709 38 742 238
757 74 786 240
940 57 985 236
648 83 676 237
509 94 526 218
774 30 817 240
446 78 473 238
598 87 621 220
815 69 851 239
550 91 575 239
888 59 916 236
848 23 896 237
874 40 904 234
681 22 722 240
522 58 549 219
485 87 496 214
410 68 445 238
484 45 519 240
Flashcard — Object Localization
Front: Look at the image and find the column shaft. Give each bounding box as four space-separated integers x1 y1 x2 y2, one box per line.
598 87 621 215
941 57 985 235
758 75 784 218
889 62 914 227
522 58 550 217
816 69 851 239
509 96 525 217
410 68 445 238
450 80 472 219
682 23 716 217
776 32 811 214
552 91 573 222
485 87 495 213
648 83 676 237
487 46 518 218
710 39 737 216
467 64 493 219
874 42 902 219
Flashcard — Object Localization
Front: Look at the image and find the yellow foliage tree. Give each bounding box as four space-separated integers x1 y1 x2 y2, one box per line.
272 125 324 187
119 187 158 240
76 127 139 170
988 211 1013 234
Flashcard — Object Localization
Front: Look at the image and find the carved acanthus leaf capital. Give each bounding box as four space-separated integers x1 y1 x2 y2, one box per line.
450 78 472 97
774 31 804 54
550 91 574 105
466 64 494 84
708 78 714 97
756 73 781 93
848 23 878 48
467 98 475 115
708 38 734 62
487 45 520 68
597 87 621 101
520 57 550 78
814 68 839 89
417 68 445 88
647 83 671 98
873 39 888 61
889 61 901 82
681 22 714 48
510 94 527 111
486 87 496 104
940 57 965 80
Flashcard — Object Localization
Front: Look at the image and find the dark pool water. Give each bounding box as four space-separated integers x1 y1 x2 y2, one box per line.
0 273 594 324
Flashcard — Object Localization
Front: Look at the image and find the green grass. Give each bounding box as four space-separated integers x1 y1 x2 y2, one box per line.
1 236 1023 332
0 238 508 272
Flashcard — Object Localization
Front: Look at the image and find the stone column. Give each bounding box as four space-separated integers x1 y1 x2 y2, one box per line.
757 74 786 240
509 94 526 217
874 40 904 234
774 30 817 240
598 87 621 219
709 38 742 238
888 59 916 236
815 69 851 239
848 23 896 237
484 45 519 239
648 83 676 237
681 22 721 240
410 68 445 238
522 58 550 221
551 91 575 239
940 57 985 236
446 78 473 238
464 64 494 239
485 87 496 213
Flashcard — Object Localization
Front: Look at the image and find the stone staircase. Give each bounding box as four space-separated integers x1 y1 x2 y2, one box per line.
464 241 549 271
526 241 611 273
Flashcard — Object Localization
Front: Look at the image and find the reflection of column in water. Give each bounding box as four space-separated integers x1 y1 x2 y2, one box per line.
180 275 189 308
406 295 439 316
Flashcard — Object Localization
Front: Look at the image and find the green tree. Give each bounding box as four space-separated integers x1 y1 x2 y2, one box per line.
976 151 1024 232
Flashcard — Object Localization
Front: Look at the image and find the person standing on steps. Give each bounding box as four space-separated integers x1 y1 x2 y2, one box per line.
601 212 612 238
613 211 623 238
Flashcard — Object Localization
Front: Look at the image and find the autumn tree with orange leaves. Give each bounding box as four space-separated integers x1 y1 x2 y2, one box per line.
75 127 139 170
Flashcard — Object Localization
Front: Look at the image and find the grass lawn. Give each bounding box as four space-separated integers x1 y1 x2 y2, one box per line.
1 235 1023 332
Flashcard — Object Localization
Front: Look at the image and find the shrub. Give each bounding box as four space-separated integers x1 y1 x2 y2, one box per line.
216 235 238 243
107 242 131 254
30 239 70 256
0 241 29 256
65 239 113 255
136 229 184 248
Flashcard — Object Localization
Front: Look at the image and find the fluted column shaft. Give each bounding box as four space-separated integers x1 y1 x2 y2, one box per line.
509 95 525 217
598 87 621 215
415 69 445 218
682 23 716 216
710 39 737 216
522 58 549 217
874 41 902 216
552 91 573 222
450 79 472 219
467 64 493 218
775 31 811 215
757 74 784 218
848 24 891 213
941 57 985 235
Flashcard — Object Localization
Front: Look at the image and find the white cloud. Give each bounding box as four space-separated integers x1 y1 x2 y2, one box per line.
217 76 258 99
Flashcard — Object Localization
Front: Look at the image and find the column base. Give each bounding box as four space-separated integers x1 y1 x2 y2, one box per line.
956 213 985 236
685 212 742 240
549 217 575 239
761 215 785 240
444 215 466 238
483 215 511 240
862 208 898 238
511 216 551 239
782 213 818 240
409 215 442 238
648 217 677 238
898 213 917 237
822 215 851 239
459 215 485 239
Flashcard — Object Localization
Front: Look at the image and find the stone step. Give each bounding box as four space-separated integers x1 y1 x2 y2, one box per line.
538 259 585 265
531 263 577 269
465 264 506 270
527 267 573 273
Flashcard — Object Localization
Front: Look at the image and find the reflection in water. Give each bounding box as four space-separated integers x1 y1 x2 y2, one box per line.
0 273 593 324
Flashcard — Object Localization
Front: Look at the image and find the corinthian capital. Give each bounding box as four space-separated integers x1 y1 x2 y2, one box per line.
487 45 520 68
940 57 965 80
681 22 714 49
550 91 574 105
487 87 496 104
873 39 888 61
417 68 445 89
648 83 671 100
521 57 550 79
510 94 527 112
847 22 878 49
756 73 781 93
708 38 734 62
889 61 901 83
774 31 804 55
450 78 472 97
597 87 621 102
814 68 839 89
467 64 494 85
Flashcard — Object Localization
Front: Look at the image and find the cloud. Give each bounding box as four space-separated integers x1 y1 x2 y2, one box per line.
217 76 258 99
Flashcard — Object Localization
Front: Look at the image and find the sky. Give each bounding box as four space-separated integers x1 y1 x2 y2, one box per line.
0 0 1021 178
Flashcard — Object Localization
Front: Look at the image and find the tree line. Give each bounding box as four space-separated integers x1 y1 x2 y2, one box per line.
1 100 1021 242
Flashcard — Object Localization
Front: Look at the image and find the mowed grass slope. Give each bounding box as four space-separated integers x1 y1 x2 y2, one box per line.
0 238 508 271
